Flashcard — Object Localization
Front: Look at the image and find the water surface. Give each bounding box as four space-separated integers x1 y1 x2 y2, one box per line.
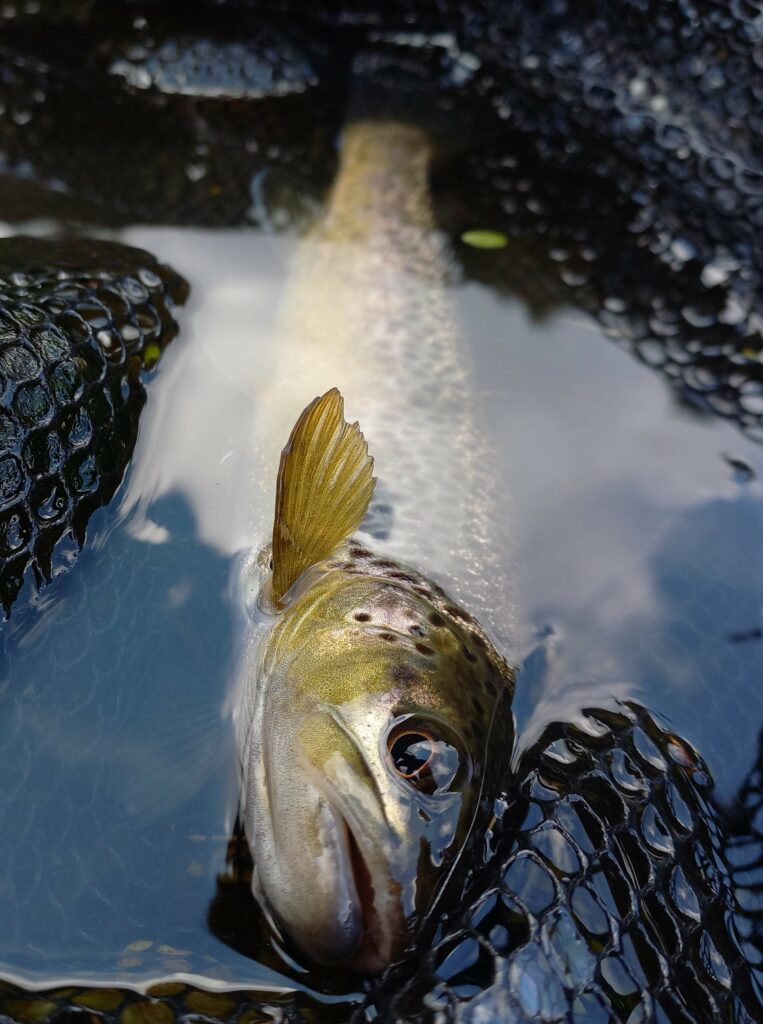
0 213 761 994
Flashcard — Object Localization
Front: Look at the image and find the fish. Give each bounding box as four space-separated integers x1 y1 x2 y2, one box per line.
233 119 516 972
235 389 514 972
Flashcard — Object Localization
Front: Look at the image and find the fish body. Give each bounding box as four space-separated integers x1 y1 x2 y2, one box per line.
239 120 513 645
234 121 515 971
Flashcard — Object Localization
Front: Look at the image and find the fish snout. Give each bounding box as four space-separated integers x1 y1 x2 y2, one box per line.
284 795 365 966
294 712 407 971
249 742 367 967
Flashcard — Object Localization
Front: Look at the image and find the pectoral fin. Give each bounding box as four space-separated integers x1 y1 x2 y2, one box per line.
272 388 375 603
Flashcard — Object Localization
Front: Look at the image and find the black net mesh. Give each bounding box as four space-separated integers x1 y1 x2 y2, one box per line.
2 1 762 440
367 704 763 1023
0 237 188 613
0 6 341 229
726 726 763 996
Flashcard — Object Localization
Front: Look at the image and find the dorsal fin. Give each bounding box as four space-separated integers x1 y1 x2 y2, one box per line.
271 388 376 603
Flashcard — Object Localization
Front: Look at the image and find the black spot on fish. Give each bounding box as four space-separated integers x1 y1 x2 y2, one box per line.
390 571 415 583
463 646 477 663
445 604 468 621
350 544 372 559
429 612 445 628
415 642 435 657
354 611 371 622
391 663 418 684
373 559 396 569
409 624 426 637
379 631 397 642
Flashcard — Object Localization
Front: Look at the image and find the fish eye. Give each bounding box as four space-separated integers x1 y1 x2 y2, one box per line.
387 725 461 796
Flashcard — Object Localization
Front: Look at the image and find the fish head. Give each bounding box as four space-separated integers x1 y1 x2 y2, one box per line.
251 560 514 973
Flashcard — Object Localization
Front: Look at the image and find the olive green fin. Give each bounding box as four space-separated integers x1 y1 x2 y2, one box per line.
272 388 375 602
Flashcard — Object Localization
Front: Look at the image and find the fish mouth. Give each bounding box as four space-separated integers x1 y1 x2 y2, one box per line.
301 799 392 972
272 783 396 972
304 787 398 973
341 816 389 974
288 718 404 972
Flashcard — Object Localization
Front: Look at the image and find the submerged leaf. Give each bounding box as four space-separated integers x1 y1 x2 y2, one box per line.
460 229 508 249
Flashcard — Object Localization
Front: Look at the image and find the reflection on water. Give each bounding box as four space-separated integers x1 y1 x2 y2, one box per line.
0 222 761 992
118 228 292 558
463 289 763 801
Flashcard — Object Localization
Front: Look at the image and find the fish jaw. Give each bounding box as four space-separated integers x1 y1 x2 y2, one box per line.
245 761 362 958
302 764 405 973
298 716 410 972
273 786 365 965
239 693 406 969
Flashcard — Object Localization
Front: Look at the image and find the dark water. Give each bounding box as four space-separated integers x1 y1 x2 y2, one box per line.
1 2 763 1019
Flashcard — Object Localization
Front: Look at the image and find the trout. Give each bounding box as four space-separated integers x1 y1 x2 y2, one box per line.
234 121 515 973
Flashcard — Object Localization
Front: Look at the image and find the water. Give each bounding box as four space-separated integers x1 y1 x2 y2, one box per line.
1 211 761 998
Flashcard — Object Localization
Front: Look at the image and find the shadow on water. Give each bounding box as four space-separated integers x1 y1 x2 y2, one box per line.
513 488 763 807
0 491 265 984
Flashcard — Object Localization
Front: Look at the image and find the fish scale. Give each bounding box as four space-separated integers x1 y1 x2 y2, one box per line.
245 120 514 652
